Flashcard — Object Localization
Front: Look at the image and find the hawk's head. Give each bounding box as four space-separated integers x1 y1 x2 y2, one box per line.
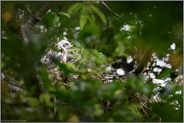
55 39 73 51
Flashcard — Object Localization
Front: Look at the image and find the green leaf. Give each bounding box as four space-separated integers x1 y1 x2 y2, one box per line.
59 12 71 24
114 41 126 57
87 15 95 25
39 93 53 107
80 15 88 29
67 3 82 14
58 63 76 75
156 68 171 79
40 93 50 103
89 5 107 23
59 12 71 19
73 41 82 47
42 12 59 27
28 97 39 107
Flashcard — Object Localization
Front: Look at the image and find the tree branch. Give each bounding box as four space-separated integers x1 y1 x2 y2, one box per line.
21 2 54 43
8 83 27 95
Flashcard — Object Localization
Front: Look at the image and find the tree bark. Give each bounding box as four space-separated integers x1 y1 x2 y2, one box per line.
21 2 54 43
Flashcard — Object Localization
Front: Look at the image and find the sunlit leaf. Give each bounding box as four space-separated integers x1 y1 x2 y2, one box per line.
39 93 53 107
28 97 39 107
80 15 88 29
89 5 107 23
67 2 82 14
59 12 71 19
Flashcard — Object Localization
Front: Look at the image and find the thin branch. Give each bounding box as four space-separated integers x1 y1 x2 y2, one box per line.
101 1 121 19
72 47 84 65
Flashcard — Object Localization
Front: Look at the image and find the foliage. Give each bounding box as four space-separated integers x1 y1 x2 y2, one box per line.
1 1 183 122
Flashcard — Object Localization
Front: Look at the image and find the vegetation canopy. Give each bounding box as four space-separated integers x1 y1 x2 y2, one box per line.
1 1 183 122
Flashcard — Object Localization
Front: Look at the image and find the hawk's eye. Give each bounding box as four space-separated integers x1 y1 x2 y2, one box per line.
63 43 69 47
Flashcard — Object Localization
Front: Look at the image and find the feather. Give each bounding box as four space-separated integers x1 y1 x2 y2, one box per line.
41 39 73 69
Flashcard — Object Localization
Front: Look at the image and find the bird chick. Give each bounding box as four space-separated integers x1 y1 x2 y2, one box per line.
41 39 73 69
